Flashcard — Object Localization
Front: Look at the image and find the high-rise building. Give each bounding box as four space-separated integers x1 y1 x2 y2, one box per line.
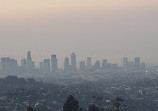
1 57 10 75
102 59 108 69
21 59 26 73
141 63 146 72
27 51 32 62
40 61 44 73
80 61 86 71
94 60 100 70
123 57 128 72
44 59 50 73
107 63 111 71
64 57 70 73
21 59 26 68
86 57 92 70
51 55 58 73
135 57 140 71
40 59 50 74
0 57 18 75
9 59 18 75
71 52 77 71
128 61 135 72
26 51 35 73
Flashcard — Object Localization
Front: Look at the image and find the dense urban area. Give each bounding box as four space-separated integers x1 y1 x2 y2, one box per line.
0 71 158 111
0 52 158 111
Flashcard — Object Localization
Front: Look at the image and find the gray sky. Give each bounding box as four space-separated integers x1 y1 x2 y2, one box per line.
0 0 158 67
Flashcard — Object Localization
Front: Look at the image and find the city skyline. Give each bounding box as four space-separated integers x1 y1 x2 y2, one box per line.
0 51 146 76
0 51 151 67
0 1 157 111
0 51 146 68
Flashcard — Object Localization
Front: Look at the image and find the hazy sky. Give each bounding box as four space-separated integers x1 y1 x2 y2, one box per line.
0 0 158 67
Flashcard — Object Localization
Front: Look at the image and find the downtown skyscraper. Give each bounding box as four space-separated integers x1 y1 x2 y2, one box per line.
71 52 77 72
51 55 58 73
64 57 70 73
26 51 35 73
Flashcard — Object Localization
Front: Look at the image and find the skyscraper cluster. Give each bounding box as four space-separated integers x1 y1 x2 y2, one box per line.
0 51 146 76
123 57 146 72
1 57 18 75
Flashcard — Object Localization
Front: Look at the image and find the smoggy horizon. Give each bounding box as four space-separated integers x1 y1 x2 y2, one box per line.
0 0 158 66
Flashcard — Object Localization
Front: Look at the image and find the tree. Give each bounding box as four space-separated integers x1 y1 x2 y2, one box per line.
113 98 124 111
27 106 35 111
63 95 80 111
88 105 100 111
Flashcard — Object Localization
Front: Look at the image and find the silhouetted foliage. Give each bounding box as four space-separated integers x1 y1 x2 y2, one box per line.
113 98 124 111
27 106 35 111
63 95 80 111
114 102 120 109
88 105 100 111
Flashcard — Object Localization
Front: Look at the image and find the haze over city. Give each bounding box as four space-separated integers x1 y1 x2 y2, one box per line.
0 0 158 65
1 1 158 111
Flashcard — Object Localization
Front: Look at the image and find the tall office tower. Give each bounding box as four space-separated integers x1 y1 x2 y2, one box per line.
141 63 146 72
9 59 18 75
79 61 86 71
44 59 50 73
128 61 135 72
94 60 100 70
71 52 77 71
40 61 44 69
27 51 32 62
21 59 26 68
123 57 128 72
40 59 50 74
86 57 92 70
51 55 58 73
21 59 27 73
1 57 10 75
40 61 45 73
1 57 18 75
64 57 70 72
102 59 108 69
26 51 35 73
135 57 140 71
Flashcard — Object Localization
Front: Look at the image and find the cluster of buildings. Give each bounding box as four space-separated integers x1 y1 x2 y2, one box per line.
0 51 35 75
0 51 146 76
123 57 146 72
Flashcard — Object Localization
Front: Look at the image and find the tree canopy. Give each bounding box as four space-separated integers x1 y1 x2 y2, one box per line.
63 95 80 111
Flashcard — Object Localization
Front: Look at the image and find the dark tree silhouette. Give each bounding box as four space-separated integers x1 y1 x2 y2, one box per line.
88 105 100 111
115 98 124 102
27 106 35 111
63 95 80 111
113 98 124 111
97 97 103 108
114 102 120 109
